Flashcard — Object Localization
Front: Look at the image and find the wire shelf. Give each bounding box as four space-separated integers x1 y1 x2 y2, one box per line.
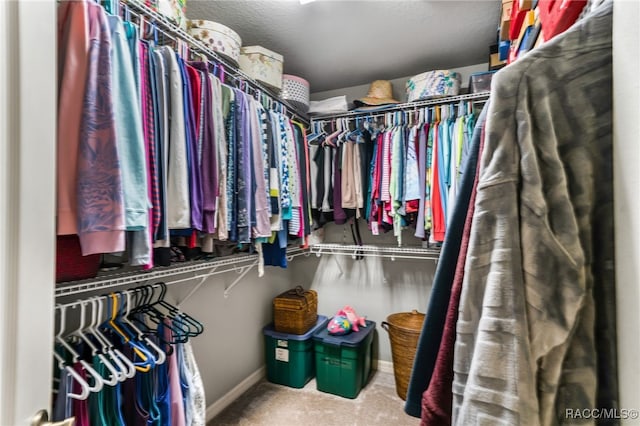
310 92 490 123
309 243 441 260
55 247 309 298
122 0 309 125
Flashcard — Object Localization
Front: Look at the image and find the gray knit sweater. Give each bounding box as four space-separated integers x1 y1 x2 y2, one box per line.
452 3 615 425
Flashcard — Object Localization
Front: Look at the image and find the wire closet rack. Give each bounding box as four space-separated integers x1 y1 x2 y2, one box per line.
55 247 310 300
310 243 441 261
121 0 310 125
309 91 490 124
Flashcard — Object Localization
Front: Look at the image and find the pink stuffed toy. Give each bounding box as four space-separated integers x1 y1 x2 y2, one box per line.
338 305 367 332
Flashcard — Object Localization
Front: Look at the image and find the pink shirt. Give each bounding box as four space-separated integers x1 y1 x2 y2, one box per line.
58 0 125 255
57 0 89 235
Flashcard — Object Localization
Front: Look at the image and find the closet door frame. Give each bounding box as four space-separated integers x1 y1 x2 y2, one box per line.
0 0 56 424
613 0 640 417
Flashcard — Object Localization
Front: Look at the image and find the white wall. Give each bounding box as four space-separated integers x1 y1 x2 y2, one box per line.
165 221 435 410
613 0 640 421
167 266 296 406
310 63 488 106
289 224 435 363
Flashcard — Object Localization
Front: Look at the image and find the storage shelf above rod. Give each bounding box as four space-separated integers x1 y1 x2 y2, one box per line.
309 243 440 260
310 91 490 122
123 0 309 125
55 247 308 298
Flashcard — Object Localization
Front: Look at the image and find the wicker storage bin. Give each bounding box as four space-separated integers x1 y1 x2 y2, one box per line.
381 310 425 400
273 286 318 335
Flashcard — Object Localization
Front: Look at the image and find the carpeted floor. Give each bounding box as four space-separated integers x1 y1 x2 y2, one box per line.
209 370 420 426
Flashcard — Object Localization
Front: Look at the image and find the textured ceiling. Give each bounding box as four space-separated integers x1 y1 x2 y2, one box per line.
187 1 500 92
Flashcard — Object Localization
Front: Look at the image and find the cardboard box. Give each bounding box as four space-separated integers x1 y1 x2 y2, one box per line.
239 45 285 92
500 1 514 41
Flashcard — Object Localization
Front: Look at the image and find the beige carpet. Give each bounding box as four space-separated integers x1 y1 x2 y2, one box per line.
209 370 420 426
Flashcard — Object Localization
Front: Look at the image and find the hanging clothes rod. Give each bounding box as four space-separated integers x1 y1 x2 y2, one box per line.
55 281 168 311
310 91 490 123
120 0 309 126
124 7 279 114
309 243 441 261
55 247 309 298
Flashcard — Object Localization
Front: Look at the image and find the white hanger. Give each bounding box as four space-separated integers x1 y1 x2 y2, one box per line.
89 297 135 381
53 350 91 401
54 304 104 395
90 296 136 379
53 304 92 401
71 302 120 386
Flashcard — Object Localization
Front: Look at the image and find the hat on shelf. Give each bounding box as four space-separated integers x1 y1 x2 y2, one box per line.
354 80 401 107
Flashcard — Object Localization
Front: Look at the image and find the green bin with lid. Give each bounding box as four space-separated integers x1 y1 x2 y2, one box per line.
263 315 328 388
312 319 376 399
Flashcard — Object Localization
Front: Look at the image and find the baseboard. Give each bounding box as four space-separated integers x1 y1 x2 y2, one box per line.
205 366 266 422
374 359 394 374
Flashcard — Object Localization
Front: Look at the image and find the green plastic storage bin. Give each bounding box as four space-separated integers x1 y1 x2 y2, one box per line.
263 315 328 388
313 319 376 399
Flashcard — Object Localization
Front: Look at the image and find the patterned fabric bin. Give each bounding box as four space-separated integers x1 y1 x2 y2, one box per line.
188 20 242 65
239 46 284 92
157 0 187 30
406 70 461 102
282 74 310 113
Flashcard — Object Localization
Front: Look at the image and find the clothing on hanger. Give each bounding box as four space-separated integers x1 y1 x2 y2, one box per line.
404 102 488 420
451 3 615 424
56 0 314 272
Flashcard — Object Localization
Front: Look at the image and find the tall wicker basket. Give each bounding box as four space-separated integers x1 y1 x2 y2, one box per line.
381 310 425 400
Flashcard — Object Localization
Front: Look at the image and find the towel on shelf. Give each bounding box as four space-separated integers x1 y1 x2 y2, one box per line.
308 96 348 115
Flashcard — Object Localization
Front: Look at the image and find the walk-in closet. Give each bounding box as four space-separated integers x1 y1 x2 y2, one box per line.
0 0 639 425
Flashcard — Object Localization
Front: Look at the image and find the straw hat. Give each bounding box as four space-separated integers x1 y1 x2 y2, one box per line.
354 80 400 106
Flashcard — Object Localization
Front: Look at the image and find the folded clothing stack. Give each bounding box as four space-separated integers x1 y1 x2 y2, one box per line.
308 95 348 116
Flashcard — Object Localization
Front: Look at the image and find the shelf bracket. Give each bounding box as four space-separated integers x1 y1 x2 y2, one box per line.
223 260 259 298
331 249 344 275
176 266 218 307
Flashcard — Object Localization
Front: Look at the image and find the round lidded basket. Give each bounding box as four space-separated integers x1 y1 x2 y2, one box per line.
381 310 425 400
281 74 310 113
188 19 242 65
